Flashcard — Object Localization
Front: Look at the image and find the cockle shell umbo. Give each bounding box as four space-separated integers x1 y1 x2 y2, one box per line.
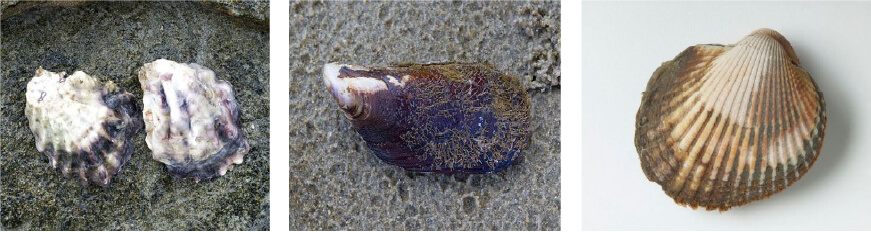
635 28 826 211
323 62 531 173
138 59 249 181
25 68 142 186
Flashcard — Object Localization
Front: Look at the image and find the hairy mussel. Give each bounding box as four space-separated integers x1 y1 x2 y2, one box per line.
323 62 532 173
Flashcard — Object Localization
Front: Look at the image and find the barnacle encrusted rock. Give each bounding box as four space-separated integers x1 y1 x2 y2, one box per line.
323 62 532 173
138 59 249 181
25 67 141 186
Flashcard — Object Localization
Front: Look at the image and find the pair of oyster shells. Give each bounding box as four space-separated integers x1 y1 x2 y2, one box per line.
322 62 532 173
24 59 249 186
635 28 827 211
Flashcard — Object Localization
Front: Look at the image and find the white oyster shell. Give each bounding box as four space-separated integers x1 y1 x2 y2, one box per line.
138 59 248 181
24 67 140 186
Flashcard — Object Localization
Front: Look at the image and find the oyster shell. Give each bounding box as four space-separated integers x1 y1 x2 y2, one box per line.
24 68 141 186
635 28 826 211
323 62 531 173
138 59 249 181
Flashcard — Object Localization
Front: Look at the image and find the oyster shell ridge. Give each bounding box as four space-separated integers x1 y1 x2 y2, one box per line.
24 67 142 187
138 59 249 181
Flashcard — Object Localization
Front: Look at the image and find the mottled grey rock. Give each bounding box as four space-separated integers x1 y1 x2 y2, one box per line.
1 2 269 230
289 1 560 230
1 1 269 24
202 0 270 23
2 1 84 20
0 0 18 15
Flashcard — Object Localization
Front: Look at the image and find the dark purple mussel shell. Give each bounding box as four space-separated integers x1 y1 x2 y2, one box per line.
323 62 531 173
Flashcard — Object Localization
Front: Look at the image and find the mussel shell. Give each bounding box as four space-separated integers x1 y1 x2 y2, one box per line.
323 62 532 173
635 29 826 210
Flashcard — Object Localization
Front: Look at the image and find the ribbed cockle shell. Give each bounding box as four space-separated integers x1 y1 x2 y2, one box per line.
635 29 826 211
323 62 531 173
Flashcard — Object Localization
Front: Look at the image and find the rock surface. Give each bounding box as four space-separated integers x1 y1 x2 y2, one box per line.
202 0 270 24
1 2 269 230
1 1 269 23
289 1 560 230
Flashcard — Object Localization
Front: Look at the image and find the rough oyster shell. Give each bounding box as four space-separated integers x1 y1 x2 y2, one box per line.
323 62 531 173
635 28 826 211
138 59 249 181
24 67 141 186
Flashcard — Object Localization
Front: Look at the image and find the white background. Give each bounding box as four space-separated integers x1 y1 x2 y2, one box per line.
563 0 582 231
270 1 289 230
582 2 871 230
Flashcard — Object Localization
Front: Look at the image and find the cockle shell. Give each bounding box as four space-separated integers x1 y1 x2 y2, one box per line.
635 28 826 211
138 59 249 181
24 68 141 186
323 62 531 173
